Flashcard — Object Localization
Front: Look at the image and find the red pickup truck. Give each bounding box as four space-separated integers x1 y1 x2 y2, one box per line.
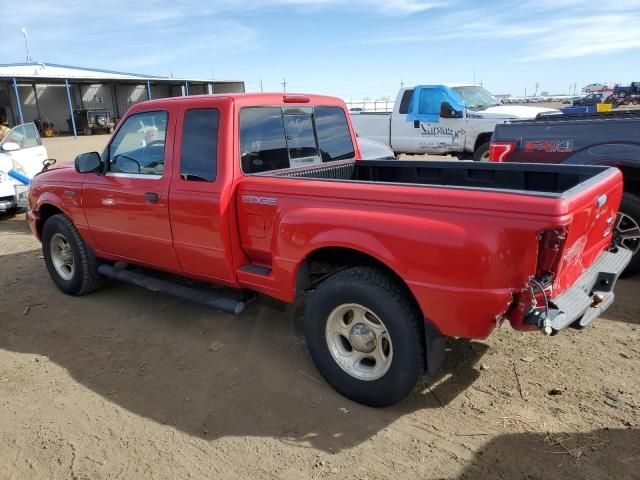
27 93 631 406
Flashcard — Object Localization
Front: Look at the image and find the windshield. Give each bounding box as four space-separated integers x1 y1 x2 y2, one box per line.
452 86 501 111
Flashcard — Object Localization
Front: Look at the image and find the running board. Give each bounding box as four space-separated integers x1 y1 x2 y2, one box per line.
97 264 245 315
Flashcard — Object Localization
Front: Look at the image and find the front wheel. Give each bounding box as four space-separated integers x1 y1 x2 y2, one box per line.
473 142 490 162
304 267 425 407
42 214 104 295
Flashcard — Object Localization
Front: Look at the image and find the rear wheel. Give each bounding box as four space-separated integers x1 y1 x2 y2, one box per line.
42 214 104 295
304 267 425 407
616 193 640 277
473 142 490 162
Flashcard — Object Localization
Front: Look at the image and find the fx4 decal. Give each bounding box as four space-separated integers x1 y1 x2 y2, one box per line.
525 140 574 153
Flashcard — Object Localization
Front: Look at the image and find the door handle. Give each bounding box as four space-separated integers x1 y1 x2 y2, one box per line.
144 192 159 203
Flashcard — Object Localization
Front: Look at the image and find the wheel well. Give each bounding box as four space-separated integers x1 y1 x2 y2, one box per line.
37 204 64 237
618 166 640 196
474 132 493 152
296 247 421 312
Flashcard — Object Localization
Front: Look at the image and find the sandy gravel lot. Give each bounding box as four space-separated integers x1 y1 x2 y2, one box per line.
0 135 638 479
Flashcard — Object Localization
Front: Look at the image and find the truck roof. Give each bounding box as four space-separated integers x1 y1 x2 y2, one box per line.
135 92 347 108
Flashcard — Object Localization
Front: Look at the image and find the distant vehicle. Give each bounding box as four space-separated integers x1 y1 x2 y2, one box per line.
572 93 611 107
582 83 606 93
610 82 640 107
357 137 395 160
490 110 640 275
350 85 557 161
67 109 115 136
0 123 49 213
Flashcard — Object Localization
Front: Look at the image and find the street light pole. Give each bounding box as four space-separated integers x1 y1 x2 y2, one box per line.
21 28 32 63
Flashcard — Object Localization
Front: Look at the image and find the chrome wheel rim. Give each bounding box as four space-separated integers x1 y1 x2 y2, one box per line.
50 233 75 281
325 303 393 381
614 212 640 254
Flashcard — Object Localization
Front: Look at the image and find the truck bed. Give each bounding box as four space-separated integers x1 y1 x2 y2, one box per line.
271 159 614 198
525 109 640 124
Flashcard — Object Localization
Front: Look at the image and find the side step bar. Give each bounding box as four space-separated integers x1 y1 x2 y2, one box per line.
97 264 245 315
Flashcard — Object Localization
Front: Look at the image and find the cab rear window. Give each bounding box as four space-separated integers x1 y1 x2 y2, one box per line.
240 106 354 174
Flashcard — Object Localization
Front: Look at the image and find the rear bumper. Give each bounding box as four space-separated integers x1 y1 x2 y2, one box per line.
528 247 632 333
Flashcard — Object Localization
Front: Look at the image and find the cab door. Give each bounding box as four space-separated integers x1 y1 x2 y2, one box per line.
167 98 236 284
82 108 181 271
391 87 465 155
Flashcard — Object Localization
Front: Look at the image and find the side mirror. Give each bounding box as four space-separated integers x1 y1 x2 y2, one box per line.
75 152 103 173
42 158 57 172
1 142 20 152
440 102 462 119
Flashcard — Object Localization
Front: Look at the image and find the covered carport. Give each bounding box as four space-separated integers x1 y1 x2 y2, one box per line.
0 63 245 138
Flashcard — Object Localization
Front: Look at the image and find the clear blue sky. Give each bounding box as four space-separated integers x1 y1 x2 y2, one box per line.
1 0 639 100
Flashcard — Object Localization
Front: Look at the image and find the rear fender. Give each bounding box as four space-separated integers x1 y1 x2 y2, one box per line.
277 207 520 338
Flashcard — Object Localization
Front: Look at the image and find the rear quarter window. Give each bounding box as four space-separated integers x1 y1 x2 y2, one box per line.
180 108 219 182
398 89 414 115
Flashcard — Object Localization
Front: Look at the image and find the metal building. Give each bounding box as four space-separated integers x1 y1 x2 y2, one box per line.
0 63 245 137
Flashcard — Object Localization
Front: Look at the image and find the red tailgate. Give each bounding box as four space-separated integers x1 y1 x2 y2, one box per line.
552 169 624 294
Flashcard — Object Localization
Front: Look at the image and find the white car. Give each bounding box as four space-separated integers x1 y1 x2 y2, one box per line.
357 137 395 160
0 123 48 213
582 83 606 93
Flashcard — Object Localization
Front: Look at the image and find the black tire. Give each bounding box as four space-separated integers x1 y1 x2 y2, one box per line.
618 193 640 277
304 267 425 407
42 214 104 295
473 142 490 162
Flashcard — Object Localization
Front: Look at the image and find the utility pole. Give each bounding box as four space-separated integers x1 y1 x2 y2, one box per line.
21 28 32 63
400 79 404 89
534 82 539 96
281 78 287 93
259 79 263 93
524 87 527 98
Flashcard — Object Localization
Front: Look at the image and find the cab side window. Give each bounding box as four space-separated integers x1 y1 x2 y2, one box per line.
180 109 219 182
108 111 168 176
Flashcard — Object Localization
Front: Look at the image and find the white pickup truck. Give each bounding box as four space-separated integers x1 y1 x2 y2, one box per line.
0 123 49 213
351 85 557 161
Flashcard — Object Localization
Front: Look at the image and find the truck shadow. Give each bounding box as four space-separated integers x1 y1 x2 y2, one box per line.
0 247 487 453
604 276 640 325
453 428 640 480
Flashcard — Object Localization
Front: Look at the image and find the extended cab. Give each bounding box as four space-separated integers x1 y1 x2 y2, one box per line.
351 85 556 161
490 110 640 276
28 93 630 406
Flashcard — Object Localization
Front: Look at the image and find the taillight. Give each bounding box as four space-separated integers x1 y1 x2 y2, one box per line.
536 228 568 280
489 141 516 162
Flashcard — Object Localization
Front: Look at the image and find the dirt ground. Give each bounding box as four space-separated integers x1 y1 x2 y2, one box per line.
1 136 639 479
